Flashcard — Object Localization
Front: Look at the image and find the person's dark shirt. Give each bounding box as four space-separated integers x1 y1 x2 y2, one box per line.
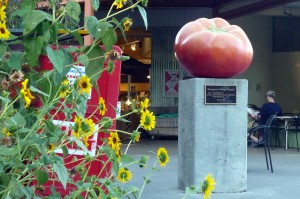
259 102 282 125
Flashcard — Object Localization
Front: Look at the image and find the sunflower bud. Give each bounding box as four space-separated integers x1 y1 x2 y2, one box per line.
105 50 120 62
141 0 148 7
99 117 113 129
138 155 149 168
131 130 141 143
3 52 11 61
107 61 115 74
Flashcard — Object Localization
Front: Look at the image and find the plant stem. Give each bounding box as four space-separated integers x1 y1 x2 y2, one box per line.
138 160 158 199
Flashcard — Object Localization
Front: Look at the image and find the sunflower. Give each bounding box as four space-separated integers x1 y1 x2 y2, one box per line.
82 118 95 136
131 130 140 143
0 5 6 22
116 148 121 162
2 128 11 137
0 22 10 40
123 18 133 31
0 0 8 7
98 97 107 116
48 143 55 151
140 98 149 112
202 174 216 199
59 79 71 98
156 147 169 167
20 79 35 108
140 110 156 131
113 0 126 9
108 131 121 150
78 75 92 94
73 116 83 138
83 135 89 147
117 168 132 183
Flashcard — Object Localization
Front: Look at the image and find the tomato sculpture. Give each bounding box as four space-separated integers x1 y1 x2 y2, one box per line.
174 17 253 78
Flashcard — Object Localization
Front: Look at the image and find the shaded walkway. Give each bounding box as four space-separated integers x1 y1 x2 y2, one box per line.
125 139 300 199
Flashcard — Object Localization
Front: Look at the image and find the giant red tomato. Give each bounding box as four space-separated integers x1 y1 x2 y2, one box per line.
174 18 253 78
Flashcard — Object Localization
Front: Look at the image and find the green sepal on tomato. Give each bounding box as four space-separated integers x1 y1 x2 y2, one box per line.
174 17 253 78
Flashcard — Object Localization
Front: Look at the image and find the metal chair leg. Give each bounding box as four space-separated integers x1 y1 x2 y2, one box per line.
263 144 269 170
296 132 299 152
268 144 273 173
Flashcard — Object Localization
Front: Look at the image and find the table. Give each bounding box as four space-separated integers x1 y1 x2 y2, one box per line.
277 115 298 150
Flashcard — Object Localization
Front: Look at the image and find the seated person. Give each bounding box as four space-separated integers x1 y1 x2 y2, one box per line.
249 90 282 142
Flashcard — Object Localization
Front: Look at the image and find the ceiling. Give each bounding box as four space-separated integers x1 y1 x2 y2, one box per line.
146 0 300 19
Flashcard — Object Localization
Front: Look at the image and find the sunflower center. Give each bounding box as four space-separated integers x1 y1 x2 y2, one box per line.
202 180 208 192
0 28 5 34
144 115 151 125
81 82 88 88
113 137 117 143
159 153 167 163
121 171 127 179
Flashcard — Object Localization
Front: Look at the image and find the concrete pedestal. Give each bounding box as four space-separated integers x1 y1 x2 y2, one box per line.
178 78 248 193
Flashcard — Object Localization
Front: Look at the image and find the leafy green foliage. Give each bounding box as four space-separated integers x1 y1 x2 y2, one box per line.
92 0 100 11
0 0 168 198
65 1 81 22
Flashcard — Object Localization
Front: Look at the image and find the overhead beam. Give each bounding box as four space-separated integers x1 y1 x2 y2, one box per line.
212 0 239 7
217 0 300 19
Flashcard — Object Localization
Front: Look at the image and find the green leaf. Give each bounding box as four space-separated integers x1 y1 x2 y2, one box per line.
53 164 68 190
22 0 38 11
137 5 148 30
66 46 79 53
112 160 119 175
49 22 58 44
65 1 81 22
61 146 68 157
0 95 10 103
84 45 105 82
20 186 33 198
185 186 197 195
29 85 50 97
70 30 83 46
35 170 49 186
0 173 9 186
11 8 31 18
143 176 151 184
0 146 18 156
23 10 52 34
7 51 22 70
119 55 130 61
15 128 31 134
74 138 89 154
44 120 56 132
121 154 135 163
85 16 98 38
46 47 73 75
92 0 100 11
77 54 89 66
23 36 43 66
95 22 117 50
4 112 26 128
111 18 127 43
116 117 130 123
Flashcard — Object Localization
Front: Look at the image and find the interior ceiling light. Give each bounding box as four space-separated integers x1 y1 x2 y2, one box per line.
147 75 150 79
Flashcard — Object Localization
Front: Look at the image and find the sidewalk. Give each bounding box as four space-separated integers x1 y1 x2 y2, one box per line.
125 139 300 199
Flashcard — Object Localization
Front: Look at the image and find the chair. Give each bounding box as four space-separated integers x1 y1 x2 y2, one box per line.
248 114 277 173
286 113 300 151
